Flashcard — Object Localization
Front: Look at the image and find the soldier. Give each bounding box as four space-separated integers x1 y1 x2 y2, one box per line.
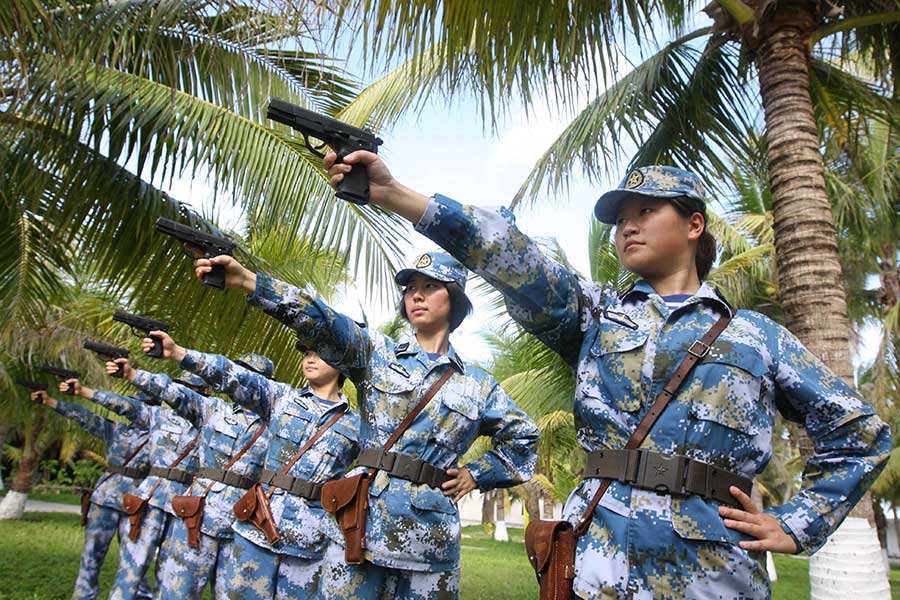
139 330 359 599
191 250 539 600
324 154 892 599
90 363 200 600
31 383 152 600
112 341 270 600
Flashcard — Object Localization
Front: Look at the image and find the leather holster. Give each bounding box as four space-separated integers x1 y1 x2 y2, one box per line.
321 472 371 565
233 483 281 545
80 489 93 527
524 520 576 600
172 495 205 548
122 493 148 542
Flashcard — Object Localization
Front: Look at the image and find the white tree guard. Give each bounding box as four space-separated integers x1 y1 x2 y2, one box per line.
0 490 27 520
810 517 890 600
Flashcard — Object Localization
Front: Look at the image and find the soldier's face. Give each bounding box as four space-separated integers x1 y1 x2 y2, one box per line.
302 351 340 386
403 274 452 333
614 196 696 278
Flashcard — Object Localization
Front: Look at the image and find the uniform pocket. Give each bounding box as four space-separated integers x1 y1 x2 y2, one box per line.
590 326 648 412
688 347 767 436
410 485 457 514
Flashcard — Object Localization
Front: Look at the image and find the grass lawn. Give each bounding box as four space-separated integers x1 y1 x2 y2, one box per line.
0 489 85 506
1 515 899 599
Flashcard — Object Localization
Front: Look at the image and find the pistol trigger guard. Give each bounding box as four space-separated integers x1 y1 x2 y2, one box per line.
301 134 326 158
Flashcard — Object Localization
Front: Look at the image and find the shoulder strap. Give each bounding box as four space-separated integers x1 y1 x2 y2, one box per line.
382 366 456 454
200 423 268 496
117 438 150 469
144 431 202 499
280 408 347 475
573 314 732 537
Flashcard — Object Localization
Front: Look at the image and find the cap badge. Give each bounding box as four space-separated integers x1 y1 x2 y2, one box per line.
625 170 644 190
416 254 433 268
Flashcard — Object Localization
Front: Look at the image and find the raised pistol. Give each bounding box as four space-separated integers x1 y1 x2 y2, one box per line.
15 378 47 392
112 311 170 359
154 217 236 290
40 364 81 395
266 97 383 205
83 340 130 378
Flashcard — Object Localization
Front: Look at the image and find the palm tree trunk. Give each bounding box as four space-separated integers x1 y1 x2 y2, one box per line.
755 2 889 597
0 410 46 520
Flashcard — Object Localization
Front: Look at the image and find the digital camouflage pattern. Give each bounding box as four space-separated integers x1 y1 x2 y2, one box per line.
127 369 268 599
51 399 152 600
394 250 469 289
180 349 360 559
223 534 323 600
247 274 539 575
414 194 891 599
107 504 171 600
234 352 276 379
593 165 706 224
131 369 268 539
92 389 200 515
51 399 150 513
318 542 458 600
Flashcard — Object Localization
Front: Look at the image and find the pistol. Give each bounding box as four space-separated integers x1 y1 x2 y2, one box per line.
266 97 383 205
112 311 170 359
15 378 48 392
154 217 236 290
40 365 81 395
83 340 130 378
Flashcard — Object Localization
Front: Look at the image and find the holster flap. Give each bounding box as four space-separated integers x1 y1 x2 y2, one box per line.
321 473 370 515
525 519 573 574
233 485 259 522
122 493 147 516
172 495 205 519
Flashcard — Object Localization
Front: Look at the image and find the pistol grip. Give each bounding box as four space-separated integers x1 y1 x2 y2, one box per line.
203 264 226 290
65 385 77 396
336 163 370 205
113 362 125 378
147 335 164 359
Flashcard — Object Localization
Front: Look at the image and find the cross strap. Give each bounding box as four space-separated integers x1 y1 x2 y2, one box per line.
196 422 268 496
144 431 202 500
382 367 455 454
265 407 347 499
573 313 732 537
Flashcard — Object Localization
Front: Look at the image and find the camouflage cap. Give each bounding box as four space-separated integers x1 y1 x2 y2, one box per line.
395 250 469 290
173 370 209 392
234 353 275 379
594 165 706 224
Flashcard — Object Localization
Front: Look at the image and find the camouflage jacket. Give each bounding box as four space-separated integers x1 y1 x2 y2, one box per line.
247 274 539 572
53 398 150 512
414 194 891 597
92 389 199 516
130 369 267 539
179 349 360 559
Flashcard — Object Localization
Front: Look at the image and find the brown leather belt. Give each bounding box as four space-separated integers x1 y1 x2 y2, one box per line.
149 466 194 485
357 449 450 490
584 449 752 506
259 468 323 500
107 465 150 480
194 467 256 490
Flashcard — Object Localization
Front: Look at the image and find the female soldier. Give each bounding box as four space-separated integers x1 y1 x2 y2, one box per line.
31 384 151 600
324 155 891 599
191 250 539 600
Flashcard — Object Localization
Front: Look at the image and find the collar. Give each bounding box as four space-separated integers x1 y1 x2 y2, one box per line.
297 384 349 408
394 333 467 374
620 280 733 316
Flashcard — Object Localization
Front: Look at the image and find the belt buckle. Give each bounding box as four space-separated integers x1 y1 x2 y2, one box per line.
377 451 396 471
688 340 710 358
637 451 685 495
393 456 422 482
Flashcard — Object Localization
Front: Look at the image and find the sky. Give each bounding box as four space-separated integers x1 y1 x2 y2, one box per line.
161 13 884 374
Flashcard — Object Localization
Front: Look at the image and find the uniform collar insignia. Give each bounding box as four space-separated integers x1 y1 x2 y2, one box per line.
389 363 411 378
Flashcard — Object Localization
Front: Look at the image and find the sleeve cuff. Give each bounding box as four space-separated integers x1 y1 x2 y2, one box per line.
765 506 810 555
413 196 444 233
246 272 275 307
180 349 202 372
464 459 494 492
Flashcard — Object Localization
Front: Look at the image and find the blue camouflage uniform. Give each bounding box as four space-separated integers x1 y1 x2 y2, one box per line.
50 398 153 600
127 369 268 600
91 389 200 600
178 348 360 600
412 190 892 599
246 272 539 600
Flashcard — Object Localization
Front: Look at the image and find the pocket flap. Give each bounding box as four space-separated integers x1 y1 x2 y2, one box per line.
172 495 205 518
321 473 369 514
524 519 573 574
233 485 258 522
122 493 147 516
